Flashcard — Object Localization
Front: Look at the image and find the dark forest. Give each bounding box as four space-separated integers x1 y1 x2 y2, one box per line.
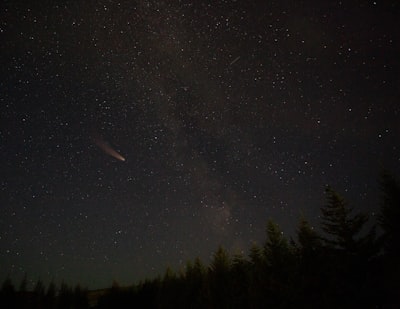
2 171 399 308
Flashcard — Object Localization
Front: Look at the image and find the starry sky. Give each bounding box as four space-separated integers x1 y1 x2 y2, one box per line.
1 1 399 289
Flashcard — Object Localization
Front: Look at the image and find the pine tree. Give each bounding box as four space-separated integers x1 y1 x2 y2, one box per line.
264 219 293 267
209 246 231 307
379 171 400 257
183 257 206 307
297 216 321 254
378 171 400 307
45 280 56 309
58 281 73 309
263 219 295 307
295 216 326 307
19 273 28 293
319 186 377 307
249 243 264 266
320 186 369 254
1 277 16 307
186 257 205 280
17 274 29 308
73 284 88 309
209 245 231 273
231 253 250 308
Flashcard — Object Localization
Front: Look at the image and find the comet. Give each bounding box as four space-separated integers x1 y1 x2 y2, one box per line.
93 136 126 162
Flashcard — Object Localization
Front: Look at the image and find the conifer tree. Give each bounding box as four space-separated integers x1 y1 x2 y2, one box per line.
320 186 369 254
34 279 45 296
32 279 45 307
319 186 377 307
211 246 230 272
297 216 321 254
249 243 264 266
58 281 73 309
73 284 88 309
379 171 400 258
263 219 295 307
378 171 400 307
43 280 56 309
19 273 28 293
264 219 293 267
209 246 231 307
1 277 16 306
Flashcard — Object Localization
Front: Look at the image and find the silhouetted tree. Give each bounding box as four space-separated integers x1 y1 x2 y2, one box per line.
294 216 327 307
249 243 264 267
379 171 400 257
133 278 160 308
96 279 136 309
73 284 89 308
19 273 28 292
183 257 207 308
264 220 293 264
44 280 56 309
33 278 45 307
319 186 378 307
58 281 73 309
185 257 206 281
157 267 179 308
208 246 231 308
378 171 400 307
297 216 321 255
230 253 250 308
247 242 266 307
209 246 231 274
0 277 16 308
321 186 371 254
16 273 31 309
263 219 296 307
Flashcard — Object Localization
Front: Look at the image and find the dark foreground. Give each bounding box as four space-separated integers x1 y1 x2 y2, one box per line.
1 173 399 308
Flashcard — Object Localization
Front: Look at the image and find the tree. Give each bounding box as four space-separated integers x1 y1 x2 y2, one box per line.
379 171 400 257
248 243 264 267
208 246 232 308
0 277 16 307
209 245 231 274
19 273 28 293
320 186 370 254
297 216 321 255
183 257 206 307
264 219 293 268
230 253 250 308
73 284 89 309
1 277 15 294
185 257 205 280
16 274 30 309
34 278 45 296
58 281 73 309
319 186 378 307
378 171 400 307
295 217 326 307
247 243 266 307
263 219 295 307
163 266 176 282
33 279 45 307
45 280 57 308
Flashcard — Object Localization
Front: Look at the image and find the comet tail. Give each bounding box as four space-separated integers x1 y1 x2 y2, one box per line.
94 137 126 162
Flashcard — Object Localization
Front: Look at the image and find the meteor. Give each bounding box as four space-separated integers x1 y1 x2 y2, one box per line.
229 56 240 66
93 136 125 162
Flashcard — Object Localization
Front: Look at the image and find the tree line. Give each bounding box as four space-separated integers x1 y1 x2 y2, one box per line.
1 171 399 308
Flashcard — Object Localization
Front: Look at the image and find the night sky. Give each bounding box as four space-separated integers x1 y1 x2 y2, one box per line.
1 1 399 289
